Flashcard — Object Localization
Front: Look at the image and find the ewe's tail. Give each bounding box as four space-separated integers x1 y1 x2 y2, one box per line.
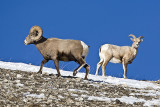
99 46 102 53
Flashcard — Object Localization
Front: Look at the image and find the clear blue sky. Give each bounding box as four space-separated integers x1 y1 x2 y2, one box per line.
0 0 160 81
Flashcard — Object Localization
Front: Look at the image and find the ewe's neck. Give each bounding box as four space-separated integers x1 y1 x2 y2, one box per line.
131 45 138 57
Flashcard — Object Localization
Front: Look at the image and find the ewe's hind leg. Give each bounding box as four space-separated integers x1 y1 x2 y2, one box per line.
102 59 110 77
37 59 49 74
95 59 104 76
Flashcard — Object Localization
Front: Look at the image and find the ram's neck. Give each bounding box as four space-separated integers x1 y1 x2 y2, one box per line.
34 37 47 52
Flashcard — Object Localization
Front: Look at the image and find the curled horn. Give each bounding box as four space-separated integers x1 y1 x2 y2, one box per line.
30 25 43 41
129 34 136 39
138 36 144 39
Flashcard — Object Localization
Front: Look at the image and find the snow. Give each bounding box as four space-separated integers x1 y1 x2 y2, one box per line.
16 83 24 87
23 92 45 98
80 95 160 106
58 95 64 99
0 61 159 89
130 91 160 97
68 89 88 93
0 61 160 106
71 94 79 97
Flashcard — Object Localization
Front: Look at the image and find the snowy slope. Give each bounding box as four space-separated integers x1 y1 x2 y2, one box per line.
0 61 159 89
0 61 160 106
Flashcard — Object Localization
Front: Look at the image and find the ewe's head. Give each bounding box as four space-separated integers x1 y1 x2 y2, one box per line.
129 34 144 49
24 26 43 45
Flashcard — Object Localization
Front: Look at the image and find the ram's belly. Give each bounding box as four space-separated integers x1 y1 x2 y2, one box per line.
60 56 70 61
59 55 75 62
109 58 122 63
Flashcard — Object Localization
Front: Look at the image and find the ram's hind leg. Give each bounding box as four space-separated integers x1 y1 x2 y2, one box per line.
83 64 90 80
37 59 49 74
95 59 104 76
73 57 86 76
53 59 61 77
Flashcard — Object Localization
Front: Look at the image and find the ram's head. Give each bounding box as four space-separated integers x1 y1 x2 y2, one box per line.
24 26 43 45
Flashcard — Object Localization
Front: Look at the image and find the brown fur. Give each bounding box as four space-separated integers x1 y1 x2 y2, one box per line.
24 26 90 79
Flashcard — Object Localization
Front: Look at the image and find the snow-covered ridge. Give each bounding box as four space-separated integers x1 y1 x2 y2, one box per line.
0 61 159 89
0 61 160 106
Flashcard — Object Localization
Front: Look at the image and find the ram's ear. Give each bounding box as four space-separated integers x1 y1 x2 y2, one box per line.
140 39 143 42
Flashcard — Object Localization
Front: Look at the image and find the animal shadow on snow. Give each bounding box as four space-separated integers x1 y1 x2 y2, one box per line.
49 74 110 84
49 74 78 79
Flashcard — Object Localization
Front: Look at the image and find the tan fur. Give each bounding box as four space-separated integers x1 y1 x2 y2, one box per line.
95 34 144 79
24 26 90 79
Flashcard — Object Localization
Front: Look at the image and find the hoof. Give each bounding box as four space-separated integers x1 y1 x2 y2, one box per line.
57 74 61 77
102 75 106 77
37 71 42 74
84 77 88 80
123 75 127 79
73 71 77 76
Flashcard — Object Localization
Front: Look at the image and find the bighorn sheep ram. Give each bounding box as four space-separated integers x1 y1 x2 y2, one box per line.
95 34 144 79
24 25 90 79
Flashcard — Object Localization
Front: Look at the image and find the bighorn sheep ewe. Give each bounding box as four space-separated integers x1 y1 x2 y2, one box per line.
95 34 144 79
24 25 90 79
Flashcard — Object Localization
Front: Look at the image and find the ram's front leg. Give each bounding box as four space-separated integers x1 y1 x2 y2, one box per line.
37 59 49 74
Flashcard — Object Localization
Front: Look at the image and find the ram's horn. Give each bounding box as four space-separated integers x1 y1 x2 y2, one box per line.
30 25 43 41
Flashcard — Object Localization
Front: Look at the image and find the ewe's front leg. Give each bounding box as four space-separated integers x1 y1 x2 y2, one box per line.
53 60 61 77
37 59 49 74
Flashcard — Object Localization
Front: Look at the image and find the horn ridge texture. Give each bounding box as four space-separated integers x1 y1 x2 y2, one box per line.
30 25 43 41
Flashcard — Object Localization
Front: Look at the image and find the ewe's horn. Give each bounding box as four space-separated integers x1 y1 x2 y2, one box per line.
30 25 43 41
138 36 144 39
129 34 136 39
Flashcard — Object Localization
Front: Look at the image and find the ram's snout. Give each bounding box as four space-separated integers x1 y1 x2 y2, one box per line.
24 39 28 45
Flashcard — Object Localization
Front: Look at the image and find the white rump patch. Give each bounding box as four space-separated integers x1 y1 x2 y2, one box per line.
101 44 109 50
81 41 89 58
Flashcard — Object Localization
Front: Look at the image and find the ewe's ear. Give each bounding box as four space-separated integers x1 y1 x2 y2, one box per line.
130 38 134 42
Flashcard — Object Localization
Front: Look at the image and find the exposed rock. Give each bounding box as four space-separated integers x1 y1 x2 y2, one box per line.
0 68 159 107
